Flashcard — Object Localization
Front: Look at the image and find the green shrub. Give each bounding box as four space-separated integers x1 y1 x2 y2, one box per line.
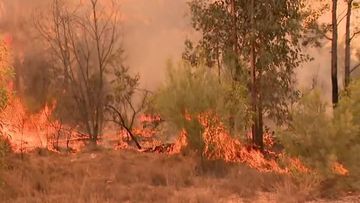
334 80 360 188
151 61 250 152
278 86 360 190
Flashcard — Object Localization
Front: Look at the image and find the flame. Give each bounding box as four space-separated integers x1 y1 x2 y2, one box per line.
0 95 86 153
0 32 350 177
198 112 286 173
139 114 161 123
332 162 349 176
168 129 188 154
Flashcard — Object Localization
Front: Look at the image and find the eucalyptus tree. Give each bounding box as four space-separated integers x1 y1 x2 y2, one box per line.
184 0 315 149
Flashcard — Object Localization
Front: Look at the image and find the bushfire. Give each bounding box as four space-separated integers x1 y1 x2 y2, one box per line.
0 35 348 177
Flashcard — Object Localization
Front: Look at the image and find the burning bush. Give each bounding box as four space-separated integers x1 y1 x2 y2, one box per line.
279 87 360 190
151 61 250 153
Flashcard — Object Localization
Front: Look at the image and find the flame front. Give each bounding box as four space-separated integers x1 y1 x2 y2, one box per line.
0 96 86 152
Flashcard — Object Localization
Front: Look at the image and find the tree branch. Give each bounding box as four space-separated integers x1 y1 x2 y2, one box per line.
105 104 142 149
350 62 360 73
350 30 360 41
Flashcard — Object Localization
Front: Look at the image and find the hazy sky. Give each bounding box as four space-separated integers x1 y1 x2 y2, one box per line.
1 0 359 102
119 0 192 89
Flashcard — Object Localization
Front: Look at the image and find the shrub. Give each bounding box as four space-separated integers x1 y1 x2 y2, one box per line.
278 86 360 191
151 61 250 152
334 80 360 188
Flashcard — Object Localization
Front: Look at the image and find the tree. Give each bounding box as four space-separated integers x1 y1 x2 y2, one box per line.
331 0 339 106
35 0 124 144
184 0 311 150
344 0 360 89
105 66 150 150
309 0 360 102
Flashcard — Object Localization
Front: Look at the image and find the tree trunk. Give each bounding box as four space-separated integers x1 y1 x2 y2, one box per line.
256 95 264 150
230 0 240 78
256 67 264 151
250 0 262 149
228 0 237 133
344 0 352 89
331 0 339 107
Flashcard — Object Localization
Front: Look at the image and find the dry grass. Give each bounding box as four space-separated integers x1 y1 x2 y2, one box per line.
272 175 320 203
0 149 357 203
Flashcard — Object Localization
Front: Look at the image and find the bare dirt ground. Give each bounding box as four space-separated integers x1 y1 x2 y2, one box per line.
0 149 359 203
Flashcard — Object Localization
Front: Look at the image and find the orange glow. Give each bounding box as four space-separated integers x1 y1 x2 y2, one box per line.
0 95 85 153
332 162 349 176
168 129 188 154
198 112 286 173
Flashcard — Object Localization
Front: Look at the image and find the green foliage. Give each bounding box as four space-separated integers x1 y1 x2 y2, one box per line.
278 91 336 176
105 65 147 130
334 80 360 188
185 0 311 125
151 61 250 152
279 84 360 189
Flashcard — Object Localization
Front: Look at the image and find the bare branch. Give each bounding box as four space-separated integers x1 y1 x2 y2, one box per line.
350 30 360 41
350 62 360 73
105 104 142 149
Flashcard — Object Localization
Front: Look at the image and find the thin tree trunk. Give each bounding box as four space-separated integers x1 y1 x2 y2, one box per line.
230 0 240 79
256 66 264 151
228 0 237 133
331 0 339 107
250 0 262 149
344 0 353 89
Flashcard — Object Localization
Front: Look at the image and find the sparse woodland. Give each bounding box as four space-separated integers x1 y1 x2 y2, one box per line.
1 0 360 202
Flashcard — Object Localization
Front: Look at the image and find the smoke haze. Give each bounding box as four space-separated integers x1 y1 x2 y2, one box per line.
0 0 359 101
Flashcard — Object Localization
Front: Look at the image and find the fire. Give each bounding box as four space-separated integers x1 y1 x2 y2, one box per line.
332 162 349 176
168 129 188 154
198 112 286 173
0 95 349 176
0 35 349 176
0 95 86 153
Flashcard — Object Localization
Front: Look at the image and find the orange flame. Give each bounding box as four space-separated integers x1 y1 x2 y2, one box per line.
198 112 286 172
0 96 86 153
332 162 349 176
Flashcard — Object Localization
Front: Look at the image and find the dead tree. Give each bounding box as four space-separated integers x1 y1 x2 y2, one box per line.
34 0 124 145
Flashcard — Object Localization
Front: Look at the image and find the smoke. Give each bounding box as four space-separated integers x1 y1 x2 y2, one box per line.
297 2 360 103
0 0 359 102
119 0 193 89
0 0 192 92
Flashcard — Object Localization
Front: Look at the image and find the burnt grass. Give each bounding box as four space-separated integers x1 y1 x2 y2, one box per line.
0 149 358 203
